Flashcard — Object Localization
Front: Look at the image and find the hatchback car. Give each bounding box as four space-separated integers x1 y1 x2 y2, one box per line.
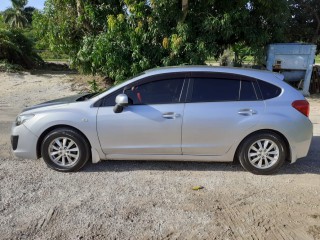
11 66 313 174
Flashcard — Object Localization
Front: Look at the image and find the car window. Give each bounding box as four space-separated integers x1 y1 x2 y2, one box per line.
258 80 282 99
102 88 123 107
191 78 240 102
125 78 184 105
240 80 258 101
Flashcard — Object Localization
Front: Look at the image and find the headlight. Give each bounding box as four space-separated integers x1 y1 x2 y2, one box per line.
15 114 35 126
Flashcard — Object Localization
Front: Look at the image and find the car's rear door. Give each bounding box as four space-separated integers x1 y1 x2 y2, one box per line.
97 73 187 155
182 72 265 156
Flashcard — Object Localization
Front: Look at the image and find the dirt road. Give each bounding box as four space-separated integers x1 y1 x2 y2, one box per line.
0 72 319 239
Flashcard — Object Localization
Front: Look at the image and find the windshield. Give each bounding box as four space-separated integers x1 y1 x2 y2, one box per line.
87 87 112 99
87 72 145 99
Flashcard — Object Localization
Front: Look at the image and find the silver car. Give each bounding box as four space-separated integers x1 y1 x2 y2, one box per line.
11 66 313 174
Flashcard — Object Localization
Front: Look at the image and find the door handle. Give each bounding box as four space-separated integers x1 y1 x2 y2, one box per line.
238 109 257 116
162 112 181 119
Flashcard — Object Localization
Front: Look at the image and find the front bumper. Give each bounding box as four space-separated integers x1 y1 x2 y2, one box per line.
11 135 19 150
11 123 38 159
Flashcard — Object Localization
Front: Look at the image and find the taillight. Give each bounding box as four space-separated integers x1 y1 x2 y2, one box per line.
292 100 310 117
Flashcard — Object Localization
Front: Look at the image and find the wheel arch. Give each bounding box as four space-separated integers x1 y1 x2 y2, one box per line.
233 129 291 163
36 124 92 159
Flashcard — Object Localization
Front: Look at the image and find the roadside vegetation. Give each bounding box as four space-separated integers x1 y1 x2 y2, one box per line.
0 0 320 85
0 0 41 71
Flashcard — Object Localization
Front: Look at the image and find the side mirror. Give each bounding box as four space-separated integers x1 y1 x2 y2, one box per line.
113 104 123 113
115 94 129 106
113 94 128 113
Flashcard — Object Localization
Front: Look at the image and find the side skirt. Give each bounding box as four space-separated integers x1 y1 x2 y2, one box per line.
103 154 232 162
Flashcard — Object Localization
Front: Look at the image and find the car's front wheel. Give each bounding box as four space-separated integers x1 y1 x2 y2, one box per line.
238 132 286 175
41 128 90 172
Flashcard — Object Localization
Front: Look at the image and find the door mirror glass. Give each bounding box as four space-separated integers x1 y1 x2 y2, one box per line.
113 104 124 113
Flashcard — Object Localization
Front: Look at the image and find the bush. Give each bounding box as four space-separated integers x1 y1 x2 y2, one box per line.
0 28 43 69
0 60 24 72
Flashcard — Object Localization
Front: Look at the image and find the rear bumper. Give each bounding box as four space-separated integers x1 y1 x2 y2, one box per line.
288 118 313 163
11 123 38 159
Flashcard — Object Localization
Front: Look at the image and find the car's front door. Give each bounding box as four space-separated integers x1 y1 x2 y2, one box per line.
97 75 187 155
182 73 265 156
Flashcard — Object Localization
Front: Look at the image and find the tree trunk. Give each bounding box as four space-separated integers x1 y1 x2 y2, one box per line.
75 0 92 32
76 0 83 19
181 0 188 22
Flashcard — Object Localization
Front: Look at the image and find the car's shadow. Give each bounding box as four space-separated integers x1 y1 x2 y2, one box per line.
82 136 320 175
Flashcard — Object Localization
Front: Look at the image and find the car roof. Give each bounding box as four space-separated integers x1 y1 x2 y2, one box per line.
143 65 284 81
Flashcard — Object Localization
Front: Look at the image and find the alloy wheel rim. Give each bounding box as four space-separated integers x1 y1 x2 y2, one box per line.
48 137 80 167
248 139 279 169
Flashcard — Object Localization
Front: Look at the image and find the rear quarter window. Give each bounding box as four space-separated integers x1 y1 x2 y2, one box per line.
240 80 259 101
258 80 282 100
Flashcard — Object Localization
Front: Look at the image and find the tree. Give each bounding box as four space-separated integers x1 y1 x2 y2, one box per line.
0 28 42 68
3 0 30 28
24 6 36 25
0 14 7 28
34 0 290 83
286 0 320 50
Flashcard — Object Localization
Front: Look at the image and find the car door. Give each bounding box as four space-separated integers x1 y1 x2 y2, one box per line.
182 72 265 156
97 74 187 155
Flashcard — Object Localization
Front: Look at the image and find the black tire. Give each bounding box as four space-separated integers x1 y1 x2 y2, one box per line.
41 128 90 172
238 132 286 175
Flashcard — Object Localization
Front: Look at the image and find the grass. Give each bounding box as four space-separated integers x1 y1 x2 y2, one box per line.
37 49 69 63
43 59 69 63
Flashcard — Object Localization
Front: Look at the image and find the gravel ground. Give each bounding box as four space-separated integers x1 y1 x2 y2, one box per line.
0 72 319 239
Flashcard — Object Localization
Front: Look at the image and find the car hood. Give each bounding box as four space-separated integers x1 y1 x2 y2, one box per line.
22 93 94 113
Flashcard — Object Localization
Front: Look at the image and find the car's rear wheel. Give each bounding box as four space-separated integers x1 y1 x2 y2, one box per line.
41 128 90 172
238 132 286 175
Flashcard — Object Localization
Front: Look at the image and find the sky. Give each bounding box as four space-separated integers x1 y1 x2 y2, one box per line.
0 0 45 11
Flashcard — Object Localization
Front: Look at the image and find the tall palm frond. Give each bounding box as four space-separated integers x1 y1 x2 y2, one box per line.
3 0 29 28
11 0 28 10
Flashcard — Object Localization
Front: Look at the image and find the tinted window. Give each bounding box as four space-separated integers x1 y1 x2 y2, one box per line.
240 80 258 101
191 78 240 102
258 80 282 99
103 88 123 106
125 78 184 105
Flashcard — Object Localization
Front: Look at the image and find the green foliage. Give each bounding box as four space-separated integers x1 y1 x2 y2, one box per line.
3 0 32 28
232 43 252 67
34 0 290 83
0 60 24 72
0 28 43 69
0 1 41 69
37 50 68 61
88 79 104 93
286 0 320 52
0 15 7 29
24 6 35 24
